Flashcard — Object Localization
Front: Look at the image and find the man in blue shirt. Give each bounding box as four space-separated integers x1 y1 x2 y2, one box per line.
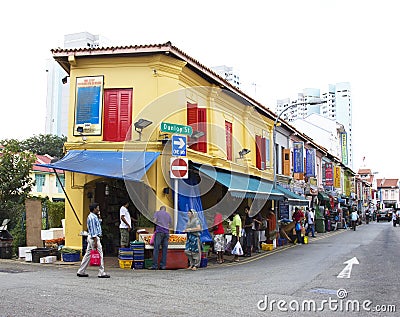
149 206 172 270
77 203 110 278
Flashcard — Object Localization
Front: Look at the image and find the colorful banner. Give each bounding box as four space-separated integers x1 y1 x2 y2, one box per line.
341 132 348 165
334 166 341 188
325 162 333 186
305 148 316 177
293 142 304 173
74 76 104 136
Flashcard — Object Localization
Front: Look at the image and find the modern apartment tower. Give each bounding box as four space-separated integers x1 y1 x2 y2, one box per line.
276 82 353 169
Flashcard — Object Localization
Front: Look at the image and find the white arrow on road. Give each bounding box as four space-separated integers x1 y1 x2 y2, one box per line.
173 137 185 149
337 257 359 278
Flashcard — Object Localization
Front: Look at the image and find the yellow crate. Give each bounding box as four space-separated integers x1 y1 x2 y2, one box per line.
119 259 133 269
261 243 273 251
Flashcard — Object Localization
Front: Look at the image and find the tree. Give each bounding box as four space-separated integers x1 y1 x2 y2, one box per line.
21 134 66 158
0 139 35 210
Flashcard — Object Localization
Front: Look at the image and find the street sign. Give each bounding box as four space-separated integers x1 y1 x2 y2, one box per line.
170 157 188 179
172 135 187 156
160 122 193 135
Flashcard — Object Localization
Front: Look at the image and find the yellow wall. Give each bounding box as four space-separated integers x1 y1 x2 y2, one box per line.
62 52 275 247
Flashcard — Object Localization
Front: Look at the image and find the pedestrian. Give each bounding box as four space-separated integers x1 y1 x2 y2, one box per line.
243 206 254 256
77 202 110 278
392 210 397 227
230 210 242 262
210 212 225 264
350 208 358 231
119 201 131 248
149 206 172 270
306 207 316 237
253 211 263 253
292 207 304 244
184 209 202 271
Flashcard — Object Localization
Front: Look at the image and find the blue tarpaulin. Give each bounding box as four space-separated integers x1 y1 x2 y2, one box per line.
36 150 160 181
175 175 212 243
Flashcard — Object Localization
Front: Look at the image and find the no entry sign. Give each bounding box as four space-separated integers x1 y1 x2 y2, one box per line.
170 157 188 179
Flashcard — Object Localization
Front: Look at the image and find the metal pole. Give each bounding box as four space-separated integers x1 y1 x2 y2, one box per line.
174 178 178 233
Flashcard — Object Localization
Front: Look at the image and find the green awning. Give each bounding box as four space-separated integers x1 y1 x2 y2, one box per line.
194 164 284 201
277 185 309 206
318 192 330 202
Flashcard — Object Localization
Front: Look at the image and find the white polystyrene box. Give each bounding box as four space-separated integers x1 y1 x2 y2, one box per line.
18 246 37 258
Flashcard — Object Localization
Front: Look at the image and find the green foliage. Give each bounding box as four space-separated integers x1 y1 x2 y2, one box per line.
60 247 80 254
5 202 26 256
0 140 35 206
21 134 66 158
45 200 65 228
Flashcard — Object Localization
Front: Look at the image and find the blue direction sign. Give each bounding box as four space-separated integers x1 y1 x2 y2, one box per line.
172 135 187 156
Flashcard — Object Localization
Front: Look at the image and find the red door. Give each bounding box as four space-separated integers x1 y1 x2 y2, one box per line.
103 89 132 142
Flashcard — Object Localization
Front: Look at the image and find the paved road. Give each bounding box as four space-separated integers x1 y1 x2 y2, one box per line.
0 222 398 316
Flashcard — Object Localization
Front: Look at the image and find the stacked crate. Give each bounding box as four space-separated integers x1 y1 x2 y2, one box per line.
130 241 145 269
118 247 133 269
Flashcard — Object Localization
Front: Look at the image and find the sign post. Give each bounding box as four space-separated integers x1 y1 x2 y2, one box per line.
170 157 189 232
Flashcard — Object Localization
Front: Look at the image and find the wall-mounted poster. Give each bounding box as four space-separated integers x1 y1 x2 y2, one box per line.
325 162 333 186
73 76 104 136
305 148 316 177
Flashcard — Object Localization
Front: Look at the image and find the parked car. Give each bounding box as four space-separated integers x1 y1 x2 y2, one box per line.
376 208 392 222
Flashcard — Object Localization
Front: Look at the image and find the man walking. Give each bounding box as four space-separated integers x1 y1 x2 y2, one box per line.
77 203 110 278
306 207 316 237
149 206 172 270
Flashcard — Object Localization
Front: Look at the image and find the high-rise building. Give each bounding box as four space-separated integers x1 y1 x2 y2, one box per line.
277 82 353 169
45 32 112 136
211 65 240 89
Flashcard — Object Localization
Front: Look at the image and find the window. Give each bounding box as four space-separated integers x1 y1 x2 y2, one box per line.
56 175 65 193
187 103 207 153
256 135 266 170
35 174 45 192
225 121 233 161
103 89 133 142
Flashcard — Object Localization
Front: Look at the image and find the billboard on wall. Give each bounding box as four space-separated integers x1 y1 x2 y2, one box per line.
341 132 348 165
293 142 304 173
74 76 104 136
334 166 341 188
305 148 316 177
325 162 333 186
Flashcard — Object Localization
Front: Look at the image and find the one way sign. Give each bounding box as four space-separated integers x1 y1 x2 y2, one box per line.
172 135 187 156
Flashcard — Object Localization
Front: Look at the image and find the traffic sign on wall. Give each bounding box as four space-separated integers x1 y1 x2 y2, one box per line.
170 157 189 179
172 135 187 156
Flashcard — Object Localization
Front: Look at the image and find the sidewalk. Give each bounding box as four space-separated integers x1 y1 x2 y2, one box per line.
2 228 346 270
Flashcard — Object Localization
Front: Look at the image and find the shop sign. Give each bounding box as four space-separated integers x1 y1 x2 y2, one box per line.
341 132 348 165
324 162 333 186
334 166 341 188
305 148 316 177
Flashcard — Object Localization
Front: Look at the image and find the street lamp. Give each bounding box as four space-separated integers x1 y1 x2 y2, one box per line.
272 100 326 236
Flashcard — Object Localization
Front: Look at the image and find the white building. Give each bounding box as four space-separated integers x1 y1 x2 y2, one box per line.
45 32 112 136
211 65 241 89
276 82 353 169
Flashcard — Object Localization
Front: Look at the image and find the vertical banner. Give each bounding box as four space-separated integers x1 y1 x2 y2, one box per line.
74 76 104 136
334 166 341 188
293 142 304 173
325 162 333 186
341 132 348 165
305 148 316 177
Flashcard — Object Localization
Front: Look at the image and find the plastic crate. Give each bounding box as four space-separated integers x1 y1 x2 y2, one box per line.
200 258 208 268
144 258 153 269
119 259 133 269
133 261 144 269
133 254 145 261
62 252 80 262
261 243 273 251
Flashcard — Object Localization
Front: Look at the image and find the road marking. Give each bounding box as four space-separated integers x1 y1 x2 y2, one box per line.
337 257 359 278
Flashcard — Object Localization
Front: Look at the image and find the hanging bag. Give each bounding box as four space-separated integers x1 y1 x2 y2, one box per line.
231 241 244 256
295 222 301 231
89 249 101 266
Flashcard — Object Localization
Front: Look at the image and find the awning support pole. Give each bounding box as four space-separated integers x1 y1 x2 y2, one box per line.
53 168 82 226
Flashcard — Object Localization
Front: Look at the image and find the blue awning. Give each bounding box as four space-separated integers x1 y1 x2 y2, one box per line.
194 164 284 200
277 185 309 206
36 150 160 181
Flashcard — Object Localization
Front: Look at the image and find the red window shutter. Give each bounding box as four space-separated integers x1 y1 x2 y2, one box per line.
256 135 262 169
225 121 232 160
103 89 132 142
261 137 266 169
197 108 207 153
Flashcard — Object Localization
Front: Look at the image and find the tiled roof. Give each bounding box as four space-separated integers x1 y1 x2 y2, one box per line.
358 168 371 175
33 154 64 174
376 178 399 188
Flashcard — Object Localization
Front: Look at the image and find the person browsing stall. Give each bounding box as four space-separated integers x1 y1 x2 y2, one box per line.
149 206 172 270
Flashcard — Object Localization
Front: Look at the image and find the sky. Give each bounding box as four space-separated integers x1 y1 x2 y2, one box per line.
1 0 399 178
